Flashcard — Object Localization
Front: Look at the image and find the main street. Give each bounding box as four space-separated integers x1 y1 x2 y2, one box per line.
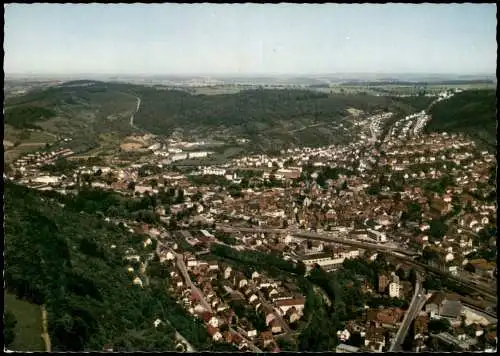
389 272 427 352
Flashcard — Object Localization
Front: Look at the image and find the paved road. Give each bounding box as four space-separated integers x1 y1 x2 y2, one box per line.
130 96 141 129
389 273 426 351
175 253 213 312
41 305 51 352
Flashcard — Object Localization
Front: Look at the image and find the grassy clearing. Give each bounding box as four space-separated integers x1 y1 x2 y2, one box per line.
4 292 45 351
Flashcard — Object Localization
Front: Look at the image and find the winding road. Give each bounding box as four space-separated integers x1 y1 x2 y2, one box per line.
130 96 141 129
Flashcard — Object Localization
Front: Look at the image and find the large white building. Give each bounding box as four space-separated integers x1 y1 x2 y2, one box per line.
148 143 161 151
168 147 183 153
171 153 188 162
276 298 305 316
389 282 401 298
202 167 226 176
188 151 210 159
32 175 60 184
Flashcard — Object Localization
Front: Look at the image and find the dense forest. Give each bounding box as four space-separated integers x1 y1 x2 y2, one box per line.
4 106 57 129
130 87 425 135
4 82 136 146
2 182 216 351
426 89 496 150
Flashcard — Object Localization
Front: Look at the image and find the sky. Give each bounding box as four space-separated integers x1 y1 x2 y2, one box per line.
4 3 497 76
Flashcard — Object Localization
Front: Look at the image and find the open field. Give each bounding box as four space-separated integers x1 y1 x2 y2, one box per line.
4 292 45 351
192 86 242 95
3 125 60 163
313 82 496 97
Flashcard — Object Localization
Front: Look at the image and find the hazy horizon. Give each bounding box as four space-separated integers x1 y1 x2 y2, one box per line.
4 72 496 80
5 4 497 76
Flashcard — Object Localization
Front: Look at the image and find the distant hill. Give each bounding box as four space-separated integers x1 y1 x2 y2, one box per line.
341 79 495 86
3 81 139 154
4 81 443 155
426 89 496 150
128 86 429 151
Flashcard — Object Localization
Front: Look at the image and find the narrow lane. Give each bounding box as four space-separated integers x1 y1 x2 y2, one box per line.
174 252 263 352
41 305 51 352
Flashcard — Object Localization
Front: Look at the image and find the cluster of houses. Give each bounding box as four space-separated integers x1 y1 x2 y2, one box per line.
13 147 73 169
389 111 430 140
8 122 495 284
332 287 497 353
159 247 306 351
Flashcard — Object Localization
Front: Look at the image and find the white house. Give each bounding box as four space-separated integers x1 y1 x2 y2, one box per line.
133 277 143 287
32 175 59 184
135 185 152 194
337 329 351 342
280 234 293 244
188 151 209 159
171 153 188 162
187 257 198 268
389 282 401 298
224 266 232 279
208 316 220 328
212 330 223 342
249 294 259 304
203 167 226 176
276 298 305 316
247 328 257 339
208 261 219 271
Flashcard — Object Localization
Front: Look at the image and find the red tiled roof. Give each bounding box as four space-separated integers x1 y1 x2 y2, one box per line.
276 297 305 307
207 325 218 336
260 331 274 340
201 311 213 322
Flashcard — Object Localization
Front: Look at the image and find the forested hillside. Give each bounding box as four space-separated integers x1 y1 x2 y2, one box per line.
426 89 496 150
4 106 57 129
4 82 138 154
5 80 442 155
132 88 422 134
126 87 433 151
3 182 216 351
